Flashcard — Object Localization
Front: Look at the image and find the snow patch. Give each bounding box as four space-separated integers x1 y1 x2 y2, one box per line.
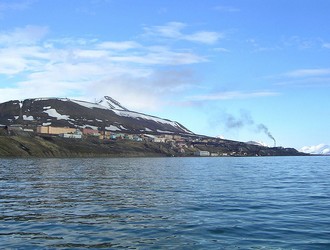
70 99 109 110
43 109 72 120
157 129 174 134
14 116 19 120
79 125 99 130
42 122 52 126
112 110 191 133
119 125 128 130
33 98 55 102
97 96 128 111
246 141 268 147
23 115 34 121
105 125 121 131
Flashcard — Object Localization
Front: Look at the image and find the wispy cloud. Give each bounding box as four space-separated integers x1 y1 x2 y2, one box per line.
282 36 315 50
246 38 281 52
97 41 141 50
188 90 279 101
144 22 223 45
247 36 330 53
323 43 330 49
0 25 48 45
214 47 230 53
272 68 330 87
0 24 211 110
284 68 330 78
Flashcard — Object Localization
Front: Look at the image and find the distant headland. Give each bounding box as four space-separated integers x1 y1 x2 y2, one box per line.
0 96 306 157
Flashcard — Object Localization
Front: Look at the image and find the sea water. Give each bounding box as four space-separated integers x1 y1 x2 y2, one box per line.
0 156 329 249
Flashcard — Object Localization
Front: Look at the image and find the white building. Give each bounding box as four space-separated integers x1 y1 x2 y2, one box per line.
59 129 82 139
194 151 210 157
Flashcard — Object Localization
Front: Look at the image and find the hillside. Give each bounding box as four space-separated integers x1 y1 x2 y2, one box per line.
0 96 192 135
0 132 305 158
0 96 307 157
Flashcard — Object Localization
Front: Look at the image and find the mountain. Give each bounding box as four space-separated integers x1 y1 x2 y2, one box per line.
0 96 192 135
0 96 309 158
300 144 330 155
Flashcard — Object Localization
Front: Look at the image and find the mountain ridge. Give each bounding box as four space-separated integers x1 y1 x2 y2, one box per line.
0 96 192 135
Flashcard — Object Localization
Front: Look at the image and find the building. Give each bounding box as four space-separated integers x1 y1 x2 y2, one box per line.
37 126 76 135
59 129 82 139
82 128 100 136
194 151 210 157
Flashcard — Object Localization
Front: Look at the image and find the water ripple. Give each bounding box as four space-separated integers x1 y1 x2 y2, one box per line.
1 156 330 249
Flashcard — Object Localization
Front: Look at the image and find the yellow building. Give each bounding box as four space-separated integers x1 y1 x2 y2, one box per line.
37 126 77 135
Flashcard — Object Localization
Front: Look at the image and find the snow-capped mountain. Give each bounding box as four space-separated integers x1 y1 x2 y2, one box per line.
0 96 193 135
300 144 330 155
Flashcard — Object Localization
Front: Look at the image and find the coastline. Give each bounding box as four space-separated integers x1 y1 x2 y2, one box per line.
0 134 307 158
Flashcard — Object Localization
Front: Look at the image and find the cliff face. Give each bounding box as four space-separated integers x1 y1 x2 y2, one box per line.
0 96 192 135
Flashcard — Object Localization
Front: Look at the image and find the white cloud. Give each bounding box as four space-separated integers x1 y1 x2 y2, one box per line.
0 25 48 45
108 46 206 65
144 22 223 45
147 22 184 38
184 31 221 44
97 41 141 50
214 47 230 53
82 68 197 111
300 144 330 155
285 68 330 78
0 24 208 110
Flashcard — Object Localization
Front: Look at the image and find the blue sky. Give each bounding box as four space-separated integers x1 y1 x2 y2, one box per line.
0 0 329 150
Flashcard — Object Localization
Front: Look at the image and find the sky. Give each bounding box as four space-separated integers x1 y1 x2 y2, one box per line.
0 0 329 151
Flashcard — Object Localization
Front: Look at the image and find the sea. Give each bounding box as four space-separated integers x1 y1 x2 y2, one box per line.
0 156 329 249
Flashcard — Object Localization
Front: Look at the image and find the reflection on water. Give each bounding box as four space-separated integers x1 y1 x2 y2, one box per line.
1 157 330 249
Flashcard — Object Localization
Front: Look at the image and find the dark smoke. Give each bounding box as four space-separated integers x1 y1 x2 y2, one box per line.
224 110 253 129
257 124 276 147
219 110 276 147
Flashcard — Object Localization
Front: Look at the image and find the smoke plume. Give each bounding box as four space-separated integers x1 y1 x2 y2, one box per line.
217 110 276 147
257 124 276 147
